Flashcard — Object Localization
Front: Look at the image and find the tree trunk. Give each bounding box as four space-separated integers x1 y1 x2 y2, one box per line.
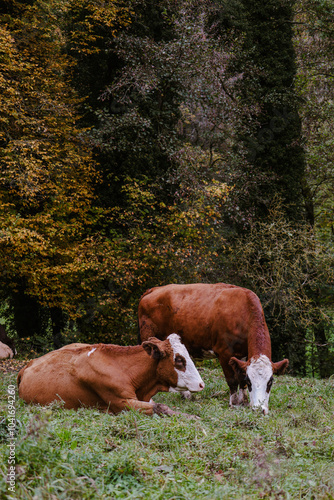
314 324 334 378
50 307 65 349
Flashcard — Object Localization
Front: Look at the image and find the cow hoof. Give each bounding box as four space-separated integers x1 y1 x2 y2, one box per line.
153 404 200 420
229 394 241 406
229 389 249 407
153 403 175 417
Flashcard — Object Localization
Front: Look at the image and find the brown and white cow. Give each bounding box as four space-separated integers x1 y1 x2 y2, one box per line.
138 283 289 414
17 334 204 416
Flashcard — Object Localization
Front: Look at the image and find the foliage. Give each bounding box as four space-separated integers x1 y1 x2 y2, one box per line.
294 0 334 234
227 0 306 224
66 0 131 54
71 0 184 199
0 0 131 345
0 1 98 317
1 366 334 498
64 0 132 110
228 201 334 375
87 0 243 204
75 174 228 344
0 0 333 379
57 0 241 344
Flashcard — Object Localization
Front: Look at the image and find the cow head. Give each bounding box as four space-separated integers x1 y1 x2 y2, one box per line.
142 334 205 393
229 355 289 414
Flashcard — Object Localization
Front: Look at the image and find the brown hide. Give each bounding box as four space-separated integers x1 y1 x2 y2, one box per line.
138 283 288 401
17 339 180 416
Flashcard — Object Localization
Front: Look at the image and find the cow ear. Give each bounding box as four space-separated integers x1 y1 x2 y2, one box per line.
272 359 289 375
142 338 166 360
229 357 247 375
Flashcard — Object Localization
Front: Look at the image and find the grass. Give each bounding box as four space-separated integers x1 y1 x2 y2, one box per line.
1 360 334 499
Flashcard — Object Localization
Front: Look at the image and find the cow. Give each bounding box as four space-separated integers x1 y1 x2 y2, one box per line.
17 334 204 416
0 325 16 359
0 341 14 360
138 283 289 414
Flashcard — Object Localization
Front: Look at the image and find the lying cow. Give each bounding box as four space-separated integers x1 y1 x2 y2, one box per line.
0 325 16 359
138 283 289 414
17 334 204 416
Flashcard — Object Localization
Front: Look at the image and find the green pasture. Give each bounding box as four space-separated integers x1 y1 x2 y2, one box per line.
1 362 333 499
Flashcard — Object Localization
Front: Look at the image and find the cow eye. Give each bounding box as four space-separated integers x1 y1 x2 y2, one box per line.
266 376 273 393
175 355 186 371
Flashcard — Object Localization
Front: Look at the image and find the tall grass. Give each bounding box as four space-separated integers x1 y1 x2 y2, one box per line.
1 362 333 499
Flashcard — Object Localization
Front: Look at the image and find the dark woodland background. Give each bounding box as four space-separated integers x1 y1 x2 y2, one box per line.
0 0 333 376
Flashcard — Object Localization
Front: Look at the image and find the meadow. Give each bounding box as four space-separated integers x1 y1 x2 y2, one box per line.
1 361 333 499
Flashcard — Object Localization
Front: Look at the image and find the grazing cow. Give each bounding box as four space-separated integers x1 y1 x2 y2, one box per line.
0 325 16 359
17 334 204 416
138 283 289 414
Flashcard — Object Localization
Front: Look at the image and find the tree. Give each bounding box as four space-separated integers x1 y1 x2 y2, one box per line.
1 0 230 347
207 0 334 375
292 0 334 374
0 0 102 347
228 201 334 375
67 0 240 341
1 0 332 372
294 0 334 235
225 0 306 226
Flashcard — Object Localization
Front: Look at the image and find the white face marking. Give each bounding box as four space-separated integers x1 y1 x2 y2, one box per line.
246 355 273 414
87 347 97 357
167 334 204 393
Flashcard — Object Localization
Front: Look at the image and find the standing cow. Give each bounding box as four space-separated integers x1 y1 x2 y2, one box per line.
18 334 204 416
138 283 289 414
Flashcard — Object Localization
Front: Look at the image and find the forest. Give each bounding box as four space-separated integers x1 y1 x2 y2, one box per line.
0 0 333 377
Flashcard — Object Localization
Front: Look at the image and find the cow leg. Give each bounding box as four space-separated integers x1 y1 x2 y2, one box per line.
231 387 249 406
123 398 155 416
153 403 178 416
153 402 200 420
239 386 249 405
228 385 241 407
219 359 245 407
122 399 195 418
120 399 189 417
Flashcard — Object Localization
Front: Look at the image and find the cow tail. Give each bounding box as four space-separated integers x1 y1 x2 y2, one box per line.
17 360 32 389
17 367 24 389
137 287 154 344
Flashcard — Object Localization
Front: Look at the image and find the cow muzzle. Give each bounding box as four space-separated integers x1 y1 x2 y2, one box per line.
251 401 269 415
189 381 205 392
174 380 205 393
261 405 269 415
